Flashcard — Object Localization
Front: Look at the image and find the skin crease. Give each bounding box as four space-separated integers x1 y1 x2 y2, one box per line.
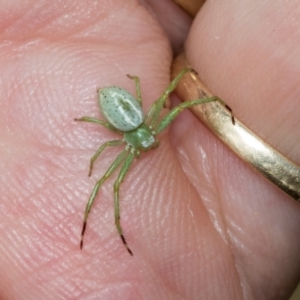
0 1 299 299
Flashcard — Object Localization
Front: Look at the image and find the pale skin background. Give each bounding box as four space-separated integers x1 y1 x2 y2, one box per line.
0 1 300 299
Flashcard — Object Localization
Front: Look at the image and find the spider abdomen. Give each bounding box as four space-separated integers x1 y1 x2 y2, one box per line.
98 86 144 131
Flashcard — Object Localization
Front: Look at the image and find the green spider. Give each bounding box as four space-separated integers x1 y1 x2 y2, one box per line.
75 67 233 255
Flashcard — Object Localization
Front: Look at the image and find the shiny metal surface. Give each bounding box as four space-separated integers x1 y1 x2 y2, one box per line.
172 53 300 201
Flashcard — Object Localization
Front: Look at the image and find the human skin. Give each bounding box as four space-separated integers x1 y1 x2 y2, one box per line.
0 1 299 299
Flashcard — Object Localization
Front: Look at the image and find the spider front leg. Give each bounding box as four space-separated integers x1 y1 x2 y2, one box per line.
156 96 227 133
114 152 135 256
80 150 129 249
148 67 193 128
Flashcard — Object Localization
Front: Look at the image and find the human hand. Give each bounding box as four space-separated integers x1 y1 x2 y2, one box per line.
0 1 299 299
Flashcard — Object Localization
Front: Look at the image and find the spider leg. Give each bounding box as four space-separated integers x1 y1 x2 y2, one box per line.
114 152 135 255
147 67 193 128
88 140 124 177
75 117 121 133
156 96 221 134
80 149 129 249
143 103 158 126
126 74 142 105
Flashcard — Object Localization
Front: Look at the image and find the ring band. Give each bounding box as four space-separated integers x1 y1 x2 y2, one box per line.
172 0 204 17
171 53 300 202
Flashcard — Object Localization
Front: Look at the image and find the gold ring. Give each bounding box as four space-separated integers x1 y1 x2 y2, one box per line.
172 0 204 17
171 53 300 202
